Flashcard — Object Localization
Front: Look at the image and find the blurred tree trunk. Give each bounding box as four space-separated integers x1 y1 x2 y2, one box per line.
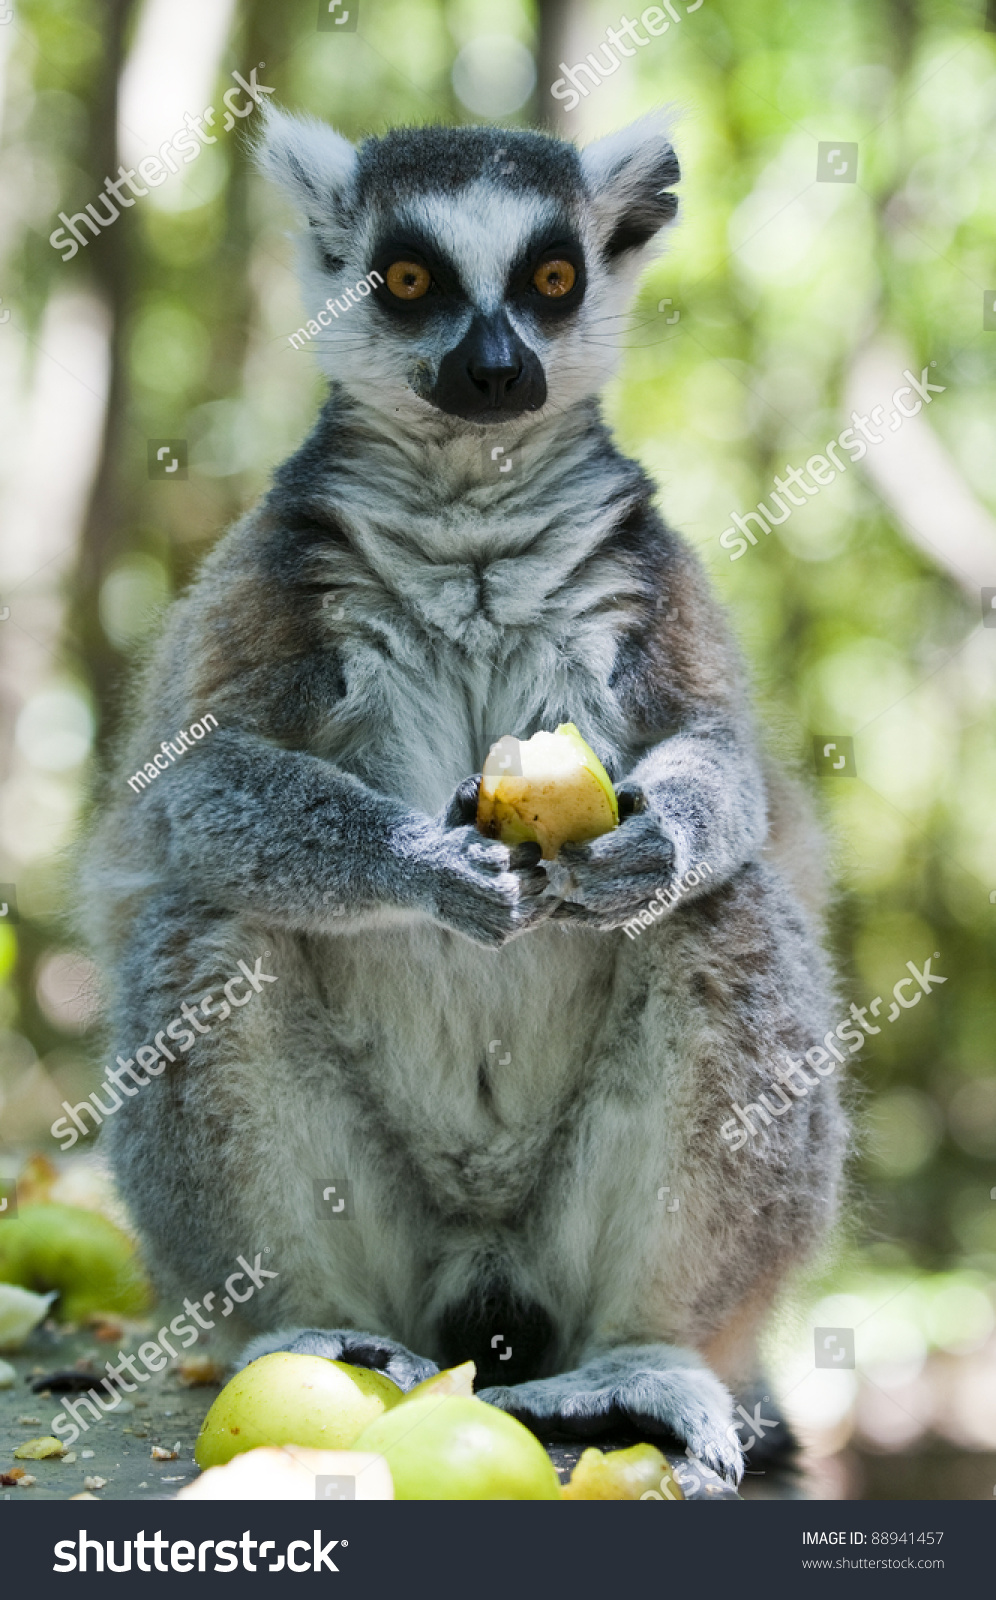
535 0 573 132
69 0 140 760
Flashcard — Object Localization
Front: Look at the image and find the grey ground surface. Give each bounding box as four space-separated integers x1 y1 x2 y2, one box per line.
0 1323 738 1501
0 1322 215 1500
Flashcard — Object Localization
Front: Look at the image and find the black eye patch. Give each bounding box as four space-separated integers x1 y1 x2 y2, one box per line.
506 234 586 319
367 231 467 316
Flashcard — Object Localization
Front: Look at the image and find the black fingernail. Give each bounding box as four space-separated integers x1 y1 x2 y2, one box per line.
510 842 542 868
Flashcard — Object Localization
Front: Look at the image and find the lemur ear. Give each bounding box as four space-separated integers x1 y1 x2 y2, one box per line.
256 107 358 266
581 114 680 262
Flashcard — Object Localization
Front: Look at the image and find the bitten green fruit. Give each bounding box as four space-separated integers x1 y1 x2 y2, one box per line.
179 1445 394 1500
476 723 618 860
399 1359 476 1405
0 1204 152 1322
194 1353 403 1469
560 1443 685 1500
352 1395 562 1500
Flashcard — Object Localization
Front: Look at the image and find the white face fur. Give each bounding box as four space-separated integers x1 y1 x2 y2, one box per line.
259 111 681 445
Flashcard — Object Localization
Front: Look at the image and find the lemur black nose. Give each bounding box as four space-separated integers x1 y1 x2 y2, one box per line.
432 310 547 421
468 354 523 404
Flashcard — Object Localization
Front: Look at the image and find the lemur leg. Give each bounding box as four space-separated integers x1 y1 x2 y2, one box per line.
483 862 843 1488
238 1328 438 1391
100 898 443 1381
480 1346 742 1482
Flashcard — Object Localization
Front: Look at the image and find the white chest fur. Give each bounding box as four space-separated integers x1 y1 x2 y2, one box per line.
309 422 651 811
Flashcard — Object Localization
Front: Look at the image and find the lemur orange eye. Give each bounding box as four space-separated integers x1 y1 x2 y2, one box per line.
533 259 576 298
385 260 432 299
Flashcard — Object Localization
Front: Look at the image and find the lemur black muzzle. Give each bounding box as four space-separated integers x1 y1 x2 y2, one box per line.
432 311 547 421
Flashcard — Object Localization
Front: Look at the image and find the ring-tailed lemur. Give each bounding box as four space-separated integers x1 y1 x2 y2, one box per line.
83 111 845 1484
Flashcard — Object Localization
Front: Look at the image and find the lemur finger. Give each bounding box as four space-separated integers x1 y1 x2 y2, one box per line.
615 783 647 819
513 865 549 899
443 774 482 828
508 841 542 868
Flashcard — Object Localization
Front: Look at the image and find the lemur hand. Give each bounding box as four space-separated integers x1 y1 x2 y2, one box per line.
551 785 678 929
419 776 550 949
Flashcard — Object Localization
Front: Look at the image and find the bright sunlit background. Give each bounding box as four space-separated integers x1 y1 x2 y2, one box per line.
0 0 995 1498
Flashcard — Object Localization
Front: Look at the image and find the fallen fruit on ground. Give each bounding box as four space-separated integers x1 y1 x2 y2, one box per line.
177 1354 226 1386
0 1204 152 1321
476 723 618 860
399 1359 476 1404
13 1435 66 1460
352 1394 562 1499
194 1353 403 1468
560 1443 684 1500
179 1444 393 1500
0 1283 56 1352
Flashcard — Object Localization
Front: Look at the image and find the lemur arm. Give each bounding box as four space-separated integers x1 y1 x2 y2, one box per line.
118 553 545 947
556 531 768 923
137 722 546 945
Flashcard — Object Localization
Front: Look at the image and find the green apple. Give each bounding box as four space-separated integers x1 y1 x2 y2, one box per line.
352 1394 561 1499
476 723 618 860
194 1353 403 1468
560 1443 684 1500
0 1203 152 1323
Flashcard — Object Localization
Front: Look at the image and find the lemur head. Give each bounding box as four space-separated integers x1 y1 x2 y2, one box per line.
259 114 679 435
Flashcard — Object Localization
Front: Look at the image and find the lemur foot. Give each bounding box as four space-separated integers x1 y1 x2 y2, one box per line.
236 1327 439 1392
478 1344 743 1485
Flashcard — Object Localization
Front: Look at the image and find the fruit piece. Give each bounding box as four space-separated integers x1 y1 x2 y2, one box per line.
13 1153 59 1204
179 1445 394 1500
177 1354 226 1386
400 1359 476 1404
0 1356 16 1387
0 1284 56 1352
476 723 618 860
13 1435 66 1460
0 1204 152 1322
194 1353 403 1469
560 1443 684 1500
352 1394 561 1500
